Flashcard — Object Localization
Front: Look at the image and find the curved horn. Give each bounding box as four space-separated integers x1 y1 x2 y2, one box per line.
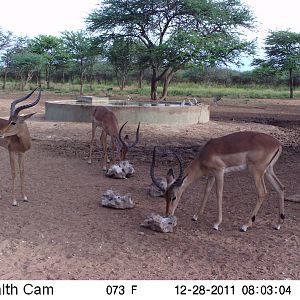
12 88 41 117
118 121 128 148
150 147 166 192
119 121 140 148
170 150 184 187
10 87 38 116
129 121 140 148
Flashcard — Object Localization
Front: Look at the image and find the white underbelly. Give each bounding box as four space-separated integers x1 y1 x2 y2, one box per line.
224 164 247 173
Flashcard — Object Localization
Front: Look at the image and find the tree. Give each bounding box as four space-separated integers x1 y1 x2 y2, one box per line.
62 30 101 95
0 28 12 50
87 0 256 100
29 35 65 89
1 36 30 89
106 38 137 90
253 30 300 98
0 28 13 89
10 51 46 90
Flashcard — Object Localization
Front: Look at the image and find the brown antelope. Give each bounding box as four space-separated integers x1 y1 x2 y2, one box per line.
0 88 41 206
88 106 140 170
151 131 285 232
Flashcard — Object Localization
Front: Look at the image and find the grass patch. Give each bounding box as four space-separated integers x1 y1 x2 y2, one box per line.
2 81 299 99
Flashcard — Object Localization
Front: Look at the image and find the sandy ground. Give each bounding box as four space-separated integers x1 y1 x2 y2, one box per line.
0 90 299 280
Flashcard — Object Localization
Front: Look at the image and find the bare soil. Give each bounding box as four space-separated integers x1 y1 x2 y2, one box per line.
0 91 299 280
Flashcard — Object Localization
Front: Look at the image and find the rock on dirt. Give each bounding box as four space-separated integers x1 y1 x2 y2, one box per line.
148 177 167 197
101 189 134 209
141 213 177 233
106 161 135 179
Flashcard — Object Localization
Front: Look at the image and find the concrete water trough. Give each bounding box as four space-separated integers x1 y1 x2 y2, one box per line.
45 96 210 124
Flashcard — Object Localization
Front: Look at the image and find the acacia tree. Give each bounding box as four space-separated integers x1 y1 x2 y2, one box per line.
62 30 100 95
0 28 13 89
0 28 12 50
87 0 256 100
106 38 138 90
29 35 65 89
253 31 300 98
1 36 30 89
10 51 46 90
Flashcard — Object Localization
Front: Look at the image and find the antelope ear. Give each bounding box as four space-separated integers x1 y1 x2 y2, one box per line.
19 112 36 121
166 168 175 185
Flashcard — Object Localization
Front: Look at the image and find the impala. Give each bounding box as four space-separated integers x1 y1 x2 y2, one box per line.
0 88 41 206
88 106 140 170
151 131 285 232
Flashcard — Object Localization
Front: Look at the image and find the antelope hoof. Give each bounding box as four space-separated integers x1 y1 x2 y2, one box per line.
192 215 198 221
87 159 92 164
240 225 248 232
213 223 219 230
273 224 281 230
12 201 18 207
23 196 28 202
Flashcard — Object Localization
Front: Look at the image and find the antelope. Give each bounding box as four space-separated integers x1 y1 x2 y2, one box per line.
151 131 285 232
0 88 41 206
88 106 140 170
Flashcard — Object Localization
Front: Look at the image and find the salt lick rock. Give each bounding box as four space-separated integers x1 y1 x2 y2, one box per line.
106 161 135 179
148 177 167 197
141 213 177 233
101 189 134 209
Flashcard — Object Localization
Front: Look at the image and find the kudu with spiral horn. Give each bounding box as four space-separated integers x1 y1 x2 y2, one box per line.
150 147 185 216
0 88 41 206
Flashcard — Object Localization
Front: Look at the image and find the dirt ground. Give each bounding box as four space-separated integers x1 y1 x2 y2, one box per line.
0 90 299 280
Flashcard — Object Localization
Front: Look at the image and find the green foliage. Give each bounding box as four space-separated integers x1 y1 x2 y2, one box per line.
0 27 13 51
87 0 256 99
61 30 103 94
10 51 46 89
264 30 300 70
29 35 63 62
42 81 298 99
252 30 300 98
106 38 138 89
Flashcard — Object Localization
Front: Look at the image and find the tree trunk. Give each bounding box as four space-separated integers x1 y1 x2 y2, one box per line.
20 74 25 91
115 70 121 90
80 58 84 95
24 71 33 90
150 67 159 100
45 64 50 89
289 68 293 99
89 74 93 91
160 69 175 100
2 68 7 90
137 70 144 89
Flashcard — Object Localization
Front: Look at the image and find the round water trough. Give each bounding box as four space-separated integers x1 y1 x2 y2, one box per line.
45 97 210 124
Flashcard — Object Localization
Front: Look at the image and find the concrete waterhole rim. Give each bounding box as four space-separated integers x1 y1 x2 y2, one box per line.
45 98 210 125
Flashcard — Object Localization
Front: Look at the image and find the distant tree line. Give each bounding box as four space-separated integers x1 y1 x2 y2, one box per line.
0 1 299 98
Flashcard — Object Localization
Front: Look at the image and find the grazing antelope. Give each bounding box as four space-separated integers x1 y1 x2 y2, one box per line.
151 131 285 232
0 88 41 206
88 106 140 170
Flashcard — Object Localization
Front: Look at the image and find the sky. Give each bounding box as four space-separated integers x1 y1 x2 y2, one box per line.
0 0 299 69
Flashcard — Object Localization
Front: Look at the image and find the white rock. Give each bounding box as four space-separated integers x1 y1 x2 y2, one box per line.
148 177 167 197
101 189 134 209
141 213 177 233
106 161 135 179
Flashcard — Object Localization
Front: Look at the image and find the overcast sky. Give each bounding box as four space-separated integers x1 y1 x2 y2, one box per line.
1 0 299 69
